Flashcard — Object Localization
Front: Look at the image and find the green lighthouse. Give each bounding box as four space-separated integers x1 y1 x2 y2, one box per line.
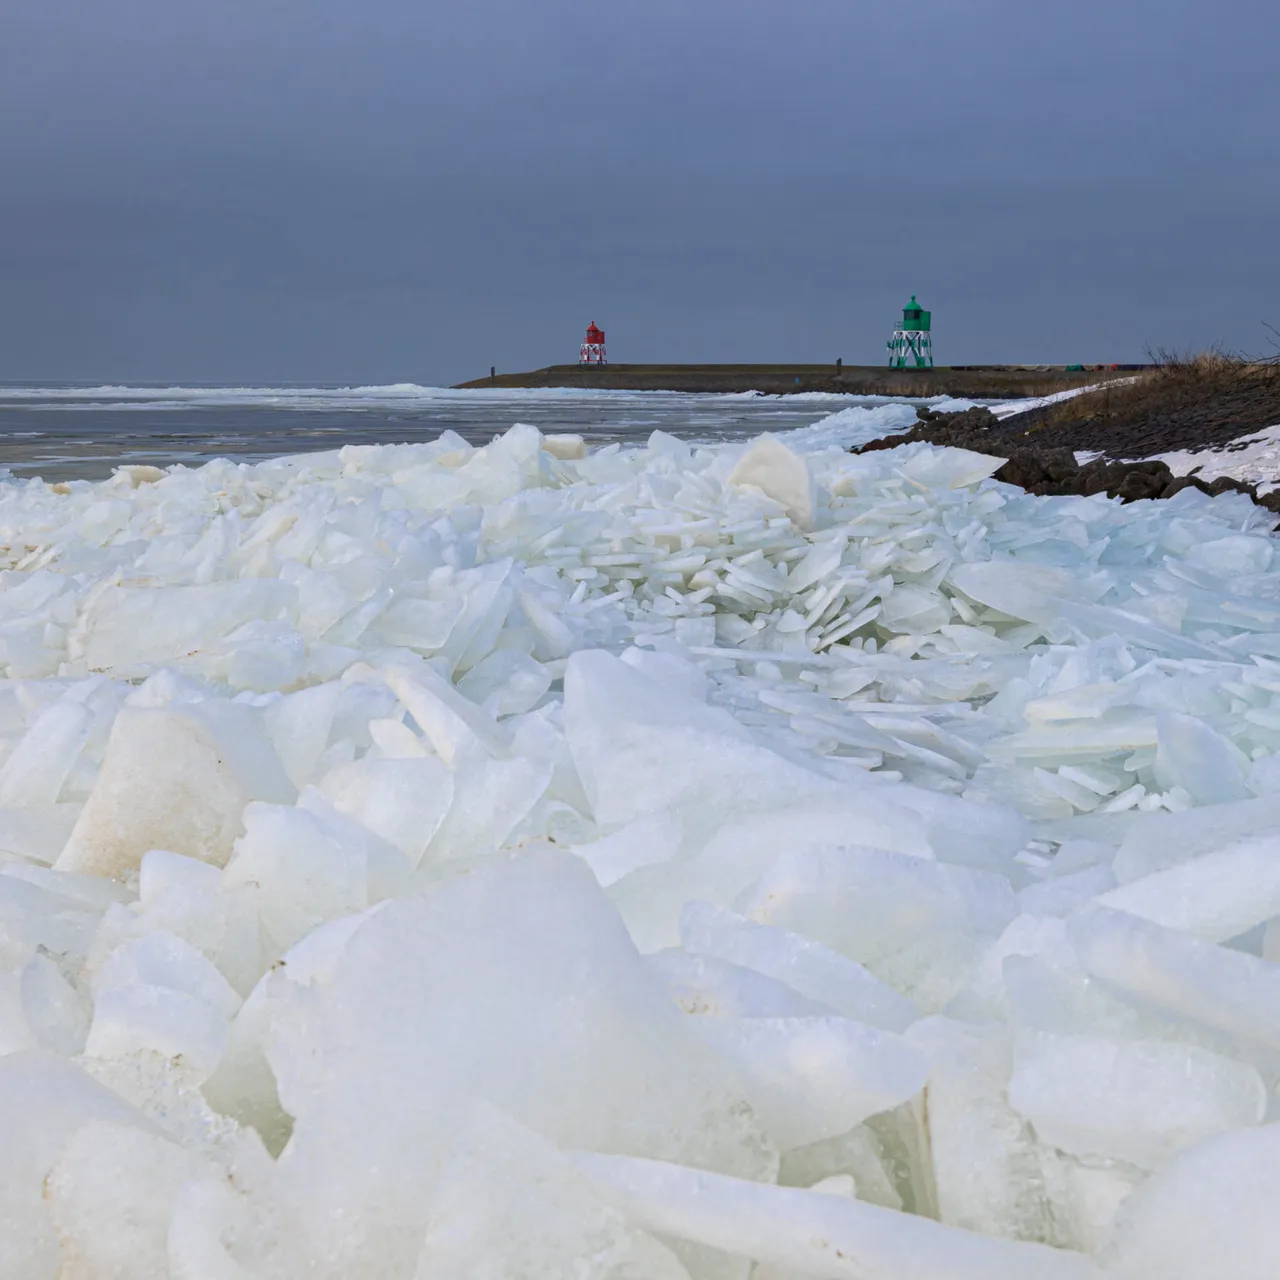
887 295 934 369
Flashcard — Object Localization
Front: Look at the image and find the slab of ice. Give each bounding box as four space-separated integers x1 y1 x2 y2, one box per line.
131 848 262 997
0 697 92 808
85 982 231 1083
571 811 683 888
878 781 1030 871
200 910 393 1153
263 851 774 1276
1008 1030 1265 1169
0 882 99 985
0 1051 151 1278
90 931 242 1019
1068 906 1280 1053
0 970 37 1055
693 1014 929 1150
82 579 298 675
565 649 838 836
679 901 918 1031
736 845 1016 1010
726 435 816 530
1099 1123 1280 1279
0 804 82 865
644 948 833 1019
1018 864 1116 917
905 1017 1061 1244
263 680 344 788
420 754 552 867
1153 710 1251 804
571 1150 1103 1279
165 1175 265 1280
896 446 1005 490
609 793 934 955
948 561 1077 626
44 1119 219 1280
457 645 553 716
223 799 410 954
946 913 1074 1022
542 432 588 460
1111 793 1280 883
10 954 88 1056
777 1124 904 1212
382 662 511 764
1096 835 1280 941
57 701 294 877
316 755 453 865
413 1102 689 1280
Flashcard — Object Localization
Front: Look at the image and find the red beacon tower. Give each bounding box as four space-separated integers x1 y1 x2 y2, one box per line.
579 321 607 365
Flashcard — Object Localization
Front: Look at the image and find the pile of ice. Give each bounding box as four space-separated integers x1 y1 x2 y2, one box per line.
3 412 1280 1277
777 384 1108 454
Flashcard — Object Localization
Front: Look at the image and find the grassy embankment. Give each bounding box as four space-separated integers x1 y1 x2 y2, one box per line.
1005 351 1280 456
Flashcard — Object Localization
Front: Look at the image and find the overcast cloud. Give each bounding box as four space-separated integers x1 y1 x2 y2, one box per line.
1 0 1276 383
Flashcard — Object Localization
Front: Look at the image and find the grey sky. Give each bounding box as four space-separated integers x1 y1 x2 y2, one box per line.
1 0 1276 383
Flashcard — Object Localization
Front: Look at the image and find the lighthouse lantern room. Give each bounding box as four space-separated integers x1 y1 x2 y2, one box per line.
579 321 607 366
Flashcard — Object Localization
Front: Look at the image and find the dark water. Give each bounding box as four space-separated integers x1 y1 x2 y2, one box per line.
0 383 917 481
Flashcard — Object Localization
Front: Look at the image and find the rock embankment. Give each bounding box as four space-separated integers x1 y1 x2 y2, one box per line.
855 406 1280 513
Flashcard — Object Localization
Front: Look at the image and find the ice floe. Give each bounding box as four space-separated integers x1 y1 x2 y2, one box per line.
0 412 1278 1275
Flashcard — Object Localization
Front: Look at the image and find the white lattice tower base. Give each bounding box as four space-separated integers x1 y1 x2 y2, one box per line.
887 329 933 369
579 343 607 365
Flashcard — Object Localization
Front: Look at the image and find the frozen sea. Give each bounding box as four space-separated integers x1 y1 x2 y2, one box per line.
0 382 940 481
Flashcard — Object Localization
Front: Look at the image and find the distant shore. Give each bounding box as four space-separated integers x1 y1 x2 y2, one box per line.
453 362 1148 399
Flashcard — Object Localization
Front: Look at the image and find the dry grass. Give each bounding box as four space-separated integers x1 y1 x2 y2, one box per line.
1038 348 1279 429
1009 347 1280 457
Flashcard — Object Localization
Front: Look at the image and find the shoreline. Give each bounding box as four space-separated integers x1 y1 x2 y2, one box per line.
454 362 1146 398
